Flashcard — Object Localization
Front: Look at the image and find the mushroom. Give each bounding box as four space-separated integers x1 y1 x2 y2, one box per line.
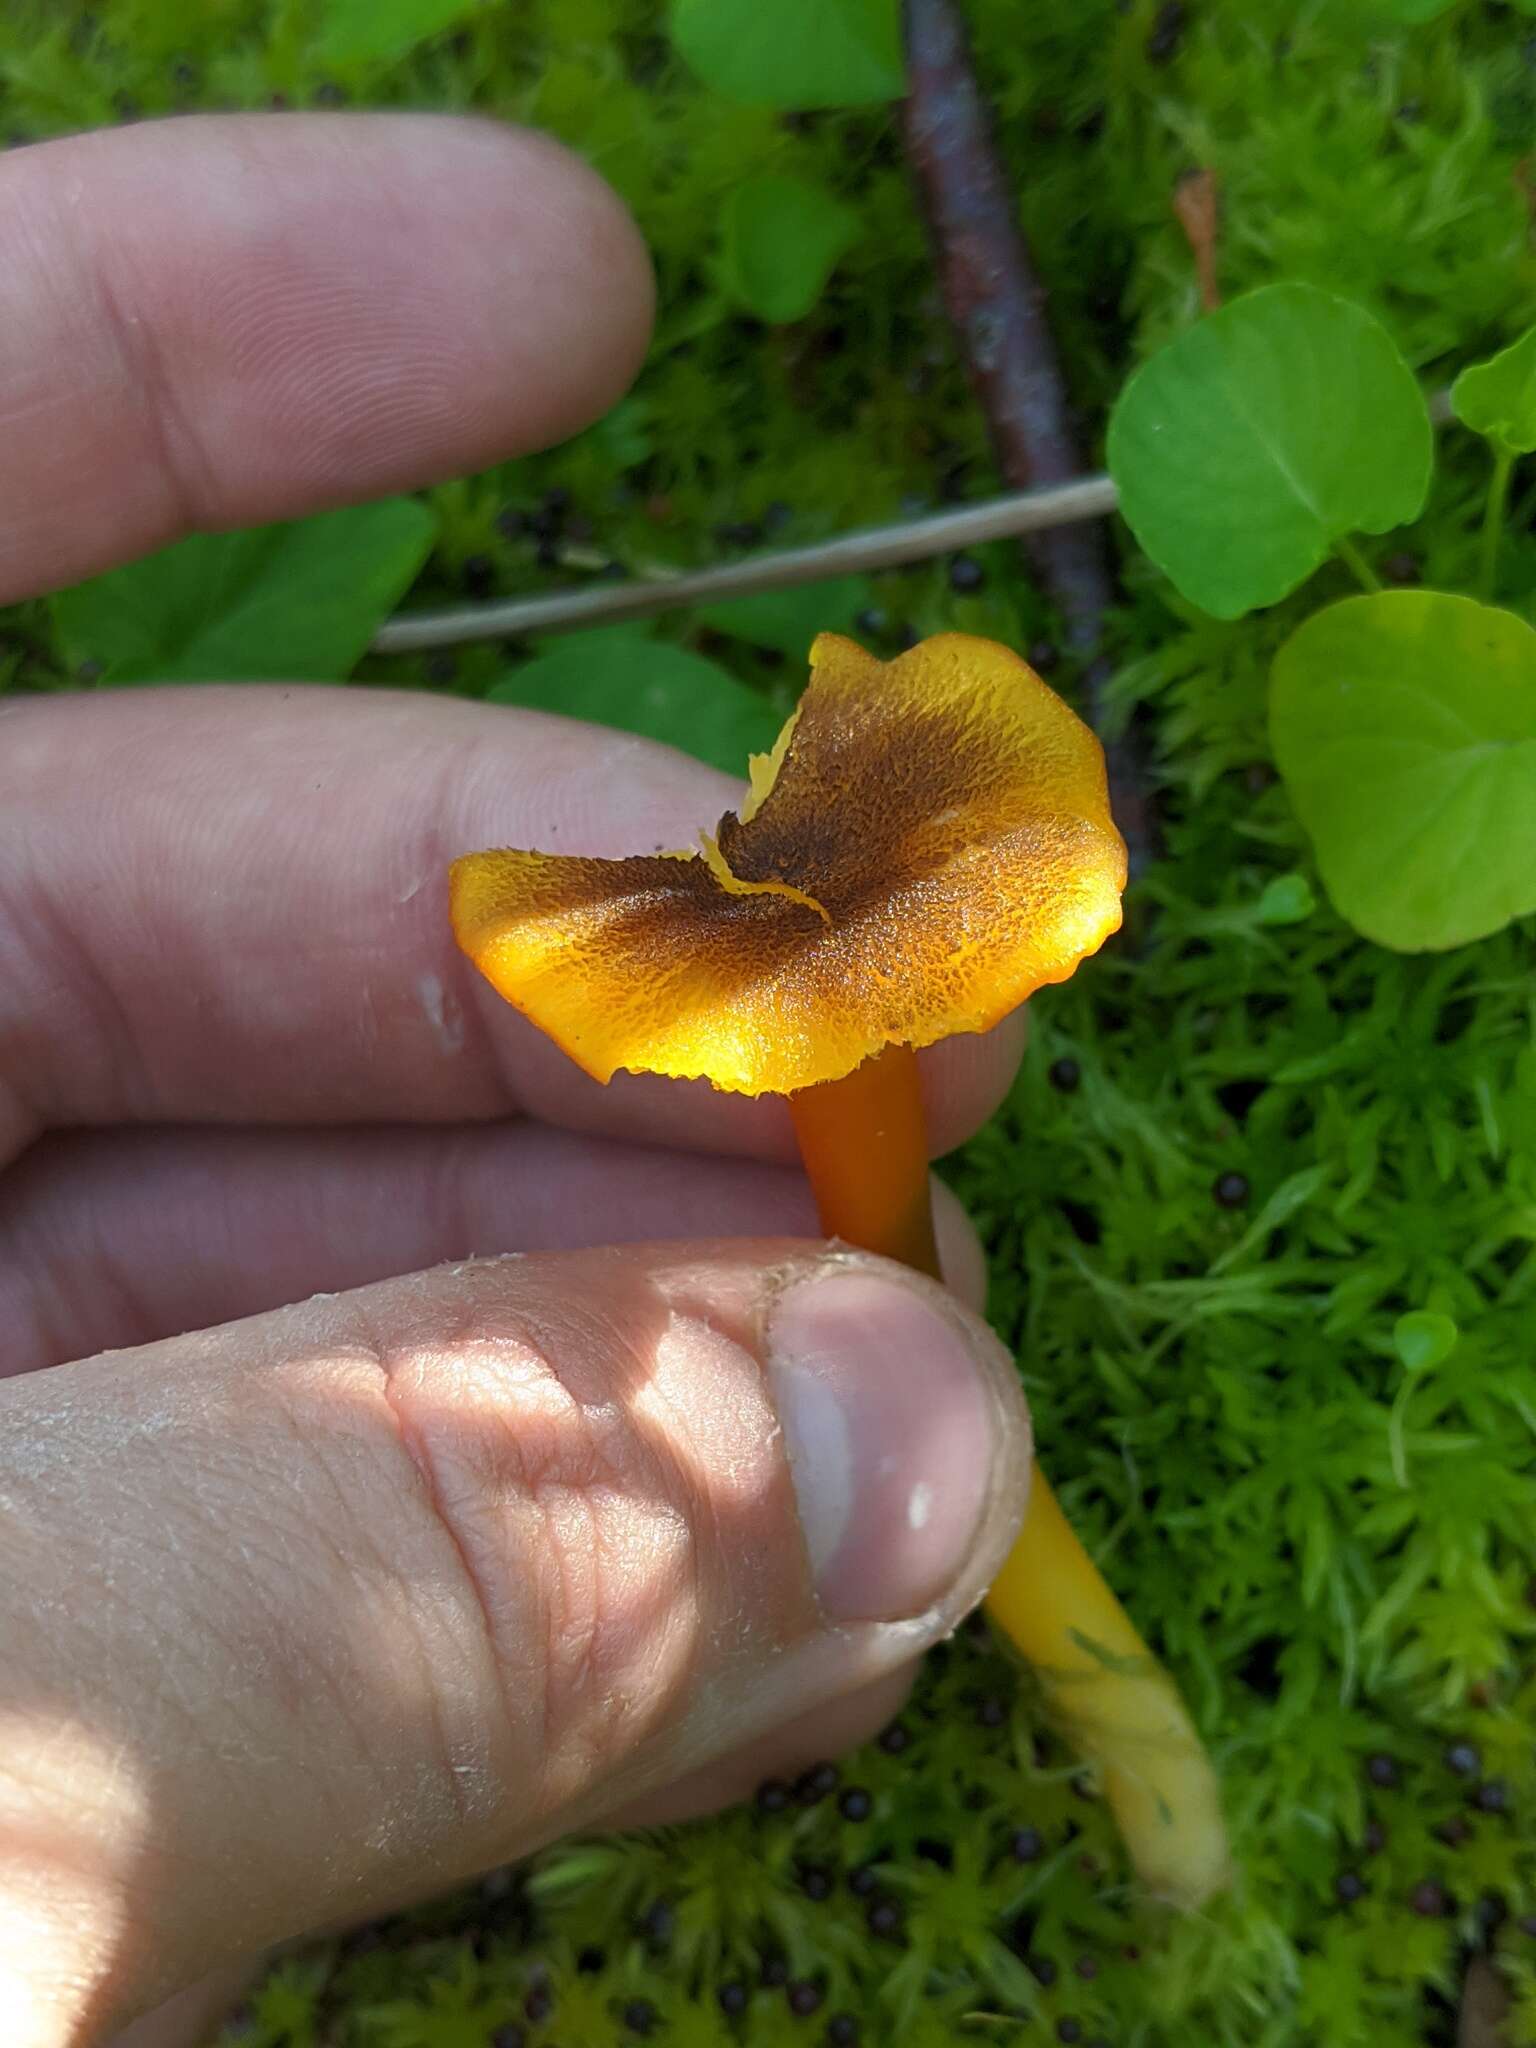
450 630 1228 1908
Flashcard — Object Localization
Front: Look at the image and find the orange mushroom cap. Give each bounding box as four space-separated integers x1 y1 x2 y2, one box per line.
450 632 1127 1097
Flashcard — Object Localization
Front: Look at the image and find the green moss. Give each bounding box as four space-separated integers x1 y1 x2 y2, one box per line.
4 2 1536 2042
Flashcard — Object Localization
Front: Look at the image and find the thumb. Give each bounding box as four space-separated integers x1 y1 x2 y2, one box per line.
0 1241 1029 2042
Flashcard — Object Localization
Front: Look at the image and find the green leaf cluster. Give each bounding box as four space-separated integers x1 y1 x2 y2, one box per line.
1109 282 1536 954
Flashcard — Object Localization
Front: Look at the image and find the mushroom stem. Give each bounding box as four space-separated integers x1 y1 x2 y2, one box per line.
788 1044 1229 1910
790 1045 941 1279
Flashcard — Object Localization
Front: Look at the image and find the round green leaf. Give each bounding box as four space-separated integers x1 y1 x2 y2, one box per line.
1393 1311 1458 1374
50 501 438 685
1253 873 1316 926
489 631 779 776
719 174 861 325
1351 0 1456 19
1270 591 1536 951
1450 325 1536 456
696 573 872 654
1107 284 1433 620
670 0 903 109
316 0 482 68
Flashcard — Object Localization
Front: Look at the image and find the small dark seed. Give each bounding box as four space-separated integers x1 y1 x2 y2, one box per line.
1445 1740 1481 1778
1011 1827 1045 1864
1365 1753 1399 1789
524 1983 553 2023
1076 1955 1099 1980
1027 640 1060 674
424 651 458 685
1478 1893 1509 1933
763 500 793 533
1146 0 1188 63
1474 1778 1510 1813
839 1787 873 1822
1410 1880 1450 1918
867 1898 903 1940
855 607 890 639
1335 1871 1366 1903
787 1980 824 2018
314 79 347 104
1363 1820 1388 1855
718 1981 749 2017
877 1722 910 1755
948 554 986 594
639 1898 675 1945
800 1864 835 1901
1048 1056 1082 1093
491 2027 525 2048
796 1762 840 1805
915 1836 953 1868
976 1694 1006 1728
827 2016 860 2046
1382 550 1421 585
848 1864 881 1897
757 1779 791 1814
576 1946 605 1973
896 623 920 651
1028 1955 1059 1988
1213 1170 1250 1209
1435 1815 1472 1846
623 1999 656 2034
1244 761 1277 794
1058 2021 1084 2045
761 1954 790 1987
715 520 763 550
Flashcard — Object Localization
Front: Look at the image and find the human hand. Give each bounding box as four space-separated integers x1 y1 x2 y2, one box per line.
0 114 1032 2045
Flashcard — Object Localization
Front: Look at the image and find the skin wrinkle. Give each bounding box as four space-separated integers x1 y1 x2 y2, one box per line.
87 222 211 541
286 1334 514 1842
358 1278 692 1820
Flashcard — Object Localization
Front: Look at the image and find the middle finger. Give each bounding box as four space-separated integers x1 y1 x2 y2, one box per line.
1 1122 987 1374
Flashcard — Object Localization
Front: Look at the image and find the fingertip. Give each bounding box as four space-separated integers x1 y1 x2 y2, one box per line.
931 1177 988 1313
0 113 659 594
920 1009 1028 1157
470 121 656 446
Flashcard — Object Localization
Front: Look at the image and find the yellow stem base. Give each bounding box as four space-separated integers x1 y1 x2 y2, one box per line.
987 1469 1229 1909
790 1044 1229 1910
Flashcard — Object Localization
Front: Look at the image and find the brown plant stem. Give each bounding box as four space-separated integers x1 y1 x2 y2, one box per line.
1173 169 1222 312
899 0 1153 872
789 1046 1229 1907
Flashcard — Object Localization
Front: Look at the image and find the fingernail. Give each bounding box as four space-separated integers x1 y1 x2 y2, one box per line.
767 1263 1010 1624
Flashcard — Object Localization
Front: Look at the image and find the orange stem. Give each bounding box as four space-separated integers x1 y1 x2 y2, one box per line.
789 1044 941 1277
787 1042 1228 1908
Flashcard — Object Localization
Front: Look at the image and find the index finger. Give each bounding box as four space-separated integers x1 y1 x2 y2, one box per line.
0 111 653 600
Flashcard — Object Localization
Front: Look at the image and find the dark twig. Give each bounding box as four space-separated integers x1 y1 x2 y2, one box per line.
1458 1955 1510 2048
900 0 1153 869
